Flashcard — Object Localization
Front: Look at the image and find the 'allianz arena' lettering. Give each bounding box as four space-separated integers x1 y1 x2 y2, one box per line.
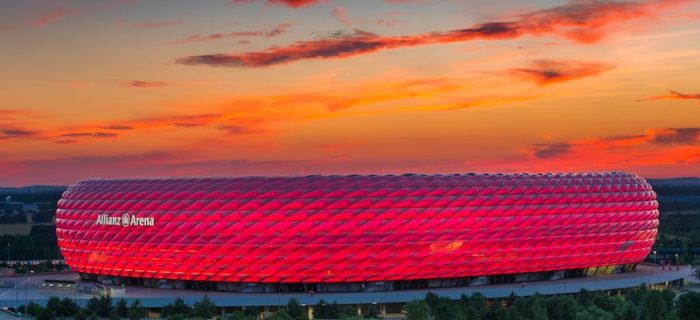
95 214 155 227
55 172 658 285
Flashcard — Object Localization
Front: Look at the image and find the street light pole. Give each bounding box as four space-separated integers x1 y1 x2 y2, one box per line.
675 253 680 271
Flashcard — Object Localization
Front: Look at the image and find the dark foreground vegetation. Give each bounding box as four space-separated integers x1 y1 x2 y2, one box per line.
405 288 700 320
13 287 700 320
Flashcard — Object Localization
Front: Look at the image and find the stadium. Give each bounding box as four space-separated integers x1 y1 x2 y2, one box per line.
29 171 691 317
55 172 662 289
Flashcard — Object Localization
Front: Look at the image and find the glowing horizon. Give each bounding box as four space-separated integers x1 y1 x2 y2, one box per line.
2 0 700 186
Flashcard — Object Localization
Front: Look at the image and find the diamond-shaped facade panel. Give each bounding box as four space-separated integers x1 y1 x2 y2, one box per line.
55 172 658 283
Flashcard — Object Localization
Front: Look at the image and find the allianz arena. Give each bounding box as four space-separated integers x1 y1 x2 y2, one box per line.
55 172 659 293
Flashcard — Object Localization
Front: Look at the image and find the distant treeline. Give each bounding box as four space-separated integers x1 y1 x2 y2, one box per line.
0 225 60 261
1 188 65 204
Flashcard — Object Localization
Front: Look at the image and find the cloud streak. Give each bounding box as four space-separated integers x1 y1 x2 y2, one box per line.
179 0 685 68
232 0 322 8
0 128 37 140
128 80 169 88
530 127 700 159
640 89 700 101
169 23 291 45
507 60 614 85
32 7 81 27
60 132 119 138
0 151 308 186
129 19 184 29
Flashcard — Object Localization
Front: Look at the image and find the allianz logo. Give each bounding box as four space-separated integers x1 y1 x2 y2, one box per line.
95 213 155 227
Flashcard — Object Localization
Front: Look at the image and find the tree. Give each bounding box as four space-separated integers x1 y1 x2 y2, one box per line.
339 304 357 319
45 297 62 317
37 307 55 320
60 298 81 317
267 310 293 320
287 298 308 320
546 295 577 320
115 299 129 318
314 300 341 319
577 289 593 307
85 297 100 316
617 302 640 320
592 292 616 313
25 302 44 317
676 292 700 320
628 284 649 306
129 299 147 320
641 291 667 320
167 314 186 320
365 304 380 319
425 292 441 312
109 310 121 320
162 297 191 318
192 296 217 319
225 311 257 320
405 300 429 320
86 295 113 317
44 296 79 317
75 308 88 320
433 300 457 320
480 303 509 320
531 301 548 320
575 305 612 320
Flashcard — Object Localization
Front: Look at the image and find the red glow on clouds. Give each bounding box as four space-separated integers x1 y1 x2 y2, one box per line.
180 0 685 68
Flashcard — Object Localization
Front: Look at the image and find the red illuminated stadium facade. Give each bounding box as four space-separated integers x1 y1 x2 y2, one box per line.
55 172 658 293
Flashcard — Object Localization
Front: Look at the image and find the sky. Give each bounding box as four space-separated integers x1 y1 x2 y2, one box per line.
1 0 700 186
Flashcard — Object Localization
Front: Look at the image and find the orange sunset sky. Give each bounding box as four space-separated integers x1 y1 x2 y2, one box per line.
1 0 700 186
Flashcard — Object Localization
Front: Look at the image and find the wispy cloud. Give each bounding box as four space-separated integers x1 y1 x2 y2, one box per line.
169 23 291 45
232 0 323 8
529 127 700 159
0 151 308 186
32 7 81 27
128 80 169 88
53 139 79 144
60 132 119 138
639 89 700 101
127 19 184 29
0 128 37 140
332 7 352 26
179 0 685 68
100 125 134 131
507 60 614 85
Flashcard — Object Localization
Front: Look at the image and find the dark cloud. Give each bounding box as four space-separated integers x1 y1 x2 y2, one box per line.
532 143 572 159
219 125 254 135
179 0 682 68
173 122 207 128
129 80 168 88
640 90 700 102
169 24 292 45
653 128 700 145
529 127 700 159
0 128 37 140
53 139 79 144
61 132 118 138
100 125 133 130
508 60 614 85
